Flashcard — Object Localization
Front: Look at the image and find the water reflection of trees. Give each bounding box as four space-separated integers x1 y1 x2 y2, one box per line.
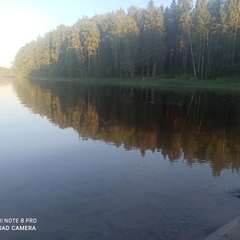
13 79 240 176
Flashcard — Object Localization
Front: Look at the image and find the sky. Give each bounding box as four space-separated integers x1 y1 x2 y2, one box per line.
0 0 173 68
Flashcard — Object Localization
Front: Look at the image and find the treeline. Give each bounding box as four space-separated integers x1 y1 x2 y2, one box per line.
0 67 13 77
13 0 240 78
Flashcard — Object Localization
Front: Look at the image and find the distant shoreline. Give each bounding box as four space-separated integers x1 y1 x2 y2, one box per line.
0 67 14 78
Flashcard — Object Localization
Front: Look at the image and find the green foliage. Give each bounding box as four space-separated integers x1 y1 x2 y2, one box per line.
12 0 240 79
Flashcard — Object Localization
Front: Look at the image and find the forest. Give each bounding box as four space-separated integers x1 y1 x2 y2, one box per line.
13 0 240 79
0 67 13 77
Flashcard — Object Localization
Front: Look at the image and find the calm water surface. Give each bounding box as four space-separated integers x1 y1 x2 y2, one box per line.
1 78 240 240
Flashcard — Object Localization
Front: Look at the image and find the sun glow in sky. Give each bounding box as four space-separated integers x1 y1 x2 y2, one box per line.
0 0 173 68
0 5 49 68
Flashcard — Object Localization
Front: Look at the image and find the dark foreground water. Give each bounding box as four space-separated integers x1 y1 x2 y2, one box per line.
1 78 240 240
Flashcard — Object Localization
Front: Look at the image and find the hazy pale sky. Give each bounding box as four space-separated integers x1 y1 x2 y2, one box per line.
0 0 173 68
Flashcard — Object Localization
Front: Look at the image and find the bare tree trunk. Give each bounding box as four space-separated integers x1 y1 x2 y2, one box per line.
188 27 197 78
197 36 202 76
147 61 150 78
88 55 91 72
98 48 101 67
232 27 237 65
205 32 211 78
201 37 205 78
152 59 156 77
169 47 173 72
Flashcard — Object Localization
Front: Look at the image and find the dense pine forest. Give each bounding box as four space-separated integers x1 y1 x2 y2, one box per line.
13 0 240 79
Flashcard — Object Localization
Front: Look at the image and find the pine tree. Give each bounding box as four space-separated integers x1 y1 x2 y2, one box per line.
143 1 165 77
164 0 179 73
178 0 196 76
227 0 240 65
193 0 212 77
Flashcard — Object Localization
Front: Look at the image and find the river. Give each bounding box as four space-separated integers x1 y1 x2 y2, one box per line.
1 78 240 240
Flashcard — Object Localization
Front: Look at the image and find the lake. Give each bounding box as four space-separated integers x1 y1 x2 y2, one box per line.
1 78 240 240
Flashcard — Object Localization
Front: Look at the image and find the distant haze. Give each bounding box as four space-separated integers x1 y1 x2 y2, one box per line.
0 0 172 68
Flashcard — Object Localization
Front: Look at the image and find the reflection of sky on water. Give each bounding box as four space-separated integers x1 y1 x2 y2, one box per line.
1 83 77 162
0 81 240 240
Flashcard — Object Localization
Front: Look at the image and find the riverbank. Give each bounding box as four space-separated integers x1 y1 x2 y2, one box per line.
26 75 240 91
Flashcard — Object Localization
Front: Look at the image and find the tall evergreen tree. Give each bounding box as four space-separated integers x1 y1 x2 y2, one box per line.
143 1 165 77
164 0 179 73
178 0 196 76
227 0 240 65
193 0 212 77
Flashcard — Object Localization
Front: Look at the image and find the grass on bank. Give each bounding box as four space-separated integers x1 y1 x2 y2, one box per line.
27 75 240 91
